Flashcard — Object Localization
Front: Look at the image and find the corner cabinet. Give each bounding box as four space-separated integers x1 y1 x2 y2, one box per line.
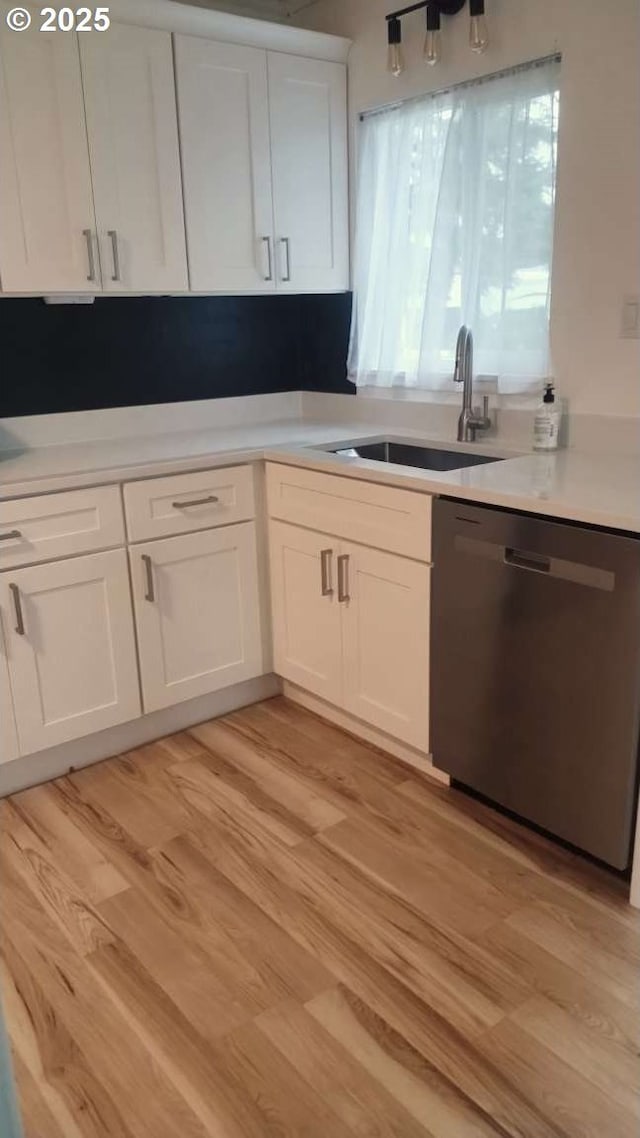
267 465 433 753
175 38 349 293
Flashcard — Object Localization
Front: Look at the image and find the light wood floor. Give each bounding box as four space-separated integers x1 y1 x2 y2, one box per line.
1 697 639 1138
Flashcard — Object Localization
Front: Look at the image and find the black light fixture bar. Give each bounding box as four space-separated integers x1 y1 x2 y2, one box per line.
386 0 465 20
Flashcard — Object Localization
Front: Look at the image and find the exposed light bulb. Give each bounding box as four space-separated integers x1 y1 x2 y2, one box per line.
424 28 441 66
387 16 404 77
387 42 404 76
470 12 489 53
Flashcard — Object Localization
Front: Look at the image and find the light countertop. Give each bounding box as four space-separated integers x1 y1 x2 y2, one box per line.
1 417 639 534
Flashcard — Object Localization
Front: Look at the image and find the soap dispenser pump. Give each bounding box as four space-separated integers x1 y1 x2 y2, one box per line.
533 382 561 451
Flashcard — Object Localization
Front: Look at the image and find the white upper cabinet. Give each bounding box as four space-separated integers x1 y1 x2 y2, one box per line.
175 37 275 293
80 24 188 292
0 12 97 293
268 53 348 293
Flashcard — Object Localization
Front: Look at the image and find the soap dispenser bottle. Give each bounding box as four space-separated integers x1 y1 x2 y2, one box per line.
533 382 561 451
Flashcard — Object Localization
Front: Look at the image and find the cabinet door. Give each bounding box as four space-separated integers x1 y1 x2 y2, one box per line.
0 550 140 755
0 11 97 292
80 24 188 293
132 524 263 714
341 544 430 751
268 53 348 293
268 521 342 706
175 36 274 292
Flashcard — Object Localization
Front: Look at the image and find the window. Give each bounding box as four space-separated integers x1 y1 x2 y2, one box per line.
349 57 561 393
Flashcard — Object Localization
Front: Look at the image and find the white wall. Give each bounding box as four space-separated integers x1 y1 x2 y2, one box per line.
297 0 640 419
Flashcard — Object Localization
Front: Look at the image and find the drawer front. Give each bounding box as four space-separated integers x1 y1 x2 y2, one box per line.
124 465 255 542
266 463 432 562
0 485 125 569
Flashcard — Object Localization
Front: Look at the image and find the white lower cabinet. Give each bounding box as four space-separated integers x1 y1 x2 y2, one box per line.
0 549 140 755
269 521 430 751
341 543 430 752
269 521 342 706
131 523 263 714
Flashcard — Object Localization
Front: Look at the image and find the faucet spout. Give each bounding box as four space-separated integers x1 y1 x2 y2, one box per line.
453 324 491 443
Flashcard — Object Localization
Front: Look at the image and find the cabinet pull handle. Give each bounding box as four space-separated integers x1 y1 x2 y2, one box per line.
172 495 220 510
320 549 334 596
83 229 97 282
280 237 291 283
0 530 21 542
9 583 25 636
141 554 155 603
261 236 273 282
337 554 350 603
107 230 121 282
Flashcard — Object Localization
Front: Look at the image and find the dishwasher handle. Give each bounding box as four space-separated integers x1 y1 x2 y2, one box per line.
504 547 551 574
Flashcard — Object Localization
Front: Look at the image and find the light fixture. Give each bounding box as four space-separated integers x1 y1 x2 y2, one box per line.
424 4 441 66
385 1 489 74
387 16 404 77
469 0 489 53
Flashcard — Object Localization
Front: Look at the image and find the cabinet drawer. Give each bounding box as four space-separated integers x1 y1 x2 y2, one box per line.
0 485 125 569
266 463 432 562
124 465 255 542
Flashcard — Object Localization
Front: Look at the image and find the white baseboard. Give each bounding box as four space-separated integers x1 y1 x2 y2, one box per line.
0 674 281 798
282 681 450 787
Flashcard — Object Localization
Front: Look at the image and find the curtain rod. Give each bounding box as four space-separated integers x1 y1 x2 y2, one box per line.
359 53 561 121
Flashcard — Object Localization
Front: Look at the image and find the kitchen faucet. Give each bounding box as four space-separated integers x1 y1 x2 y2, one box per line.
453 325 491 443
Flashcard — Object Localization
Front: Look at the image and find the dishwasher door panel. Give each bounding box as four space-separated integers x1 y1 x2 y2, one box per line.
430 498 640 869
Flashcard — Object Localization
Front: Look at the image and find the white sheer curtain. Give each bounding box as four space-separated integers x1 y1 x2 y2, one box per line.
349 58 561 393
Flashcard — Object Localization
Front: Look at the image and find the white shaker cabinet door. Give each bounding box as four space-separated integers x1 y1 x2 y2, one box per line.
0 10 98 292
267 52 348 293
175 36 275 292
132 524 263 714
80 24 188 293
340 543 430 751
0 550 141 756
268 521 342 706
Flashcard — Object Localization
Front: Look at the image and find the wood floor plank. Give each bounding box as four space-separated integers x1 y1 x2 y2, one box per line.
0 801 116 957
208 1018 358 1138
508 993 640 1118
8 787 128 904
476 1016 638 1138
190 716 347 833
2 697 637 1138
304 986 508 1138
256 996 436 1138
86 938 285 1138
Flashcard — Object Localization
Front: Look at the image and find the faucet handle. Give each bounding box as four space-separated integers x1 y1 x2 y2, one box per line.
482 394 490 420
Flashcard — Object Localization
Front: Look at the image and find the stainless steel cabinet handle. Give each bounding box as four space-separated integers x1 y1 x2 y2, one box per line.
337 554 350 603
9 583 25 635
0 530 21 542
83 229 97 283
107 230 121 282
261 236 273 282
172 495 220 510
280 237 291 283
320 549 334 597
141 554 155 603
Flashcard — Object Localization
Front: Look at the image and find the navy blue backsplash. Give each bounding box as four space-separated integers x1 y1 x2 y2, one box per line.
0 294 353 418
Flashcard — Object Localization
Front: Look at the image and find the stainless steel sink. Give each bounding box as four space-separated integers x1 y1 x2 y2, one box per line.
328 441 503 472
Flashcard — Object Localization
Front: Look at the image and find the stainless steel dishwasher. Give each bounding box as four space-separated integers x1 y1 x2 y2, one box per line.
431 498 640 869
